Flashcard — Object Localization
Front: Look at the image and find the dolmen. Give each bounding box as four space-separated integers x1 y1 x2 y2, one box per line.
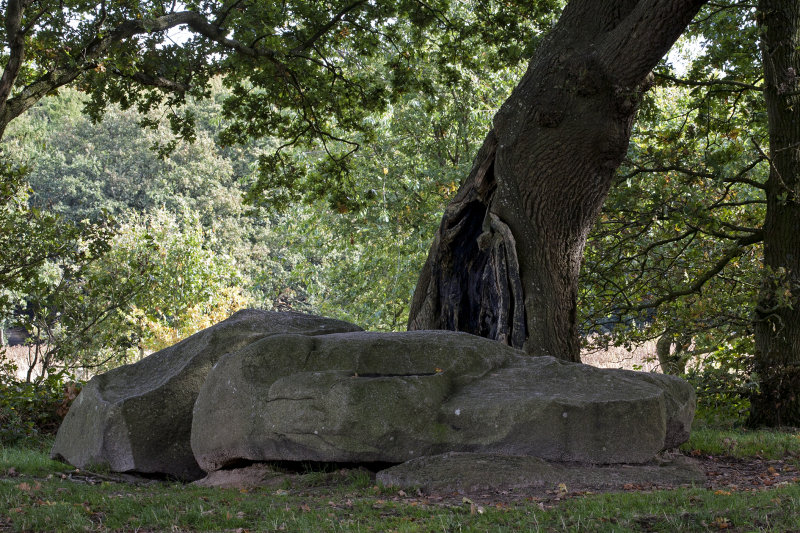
52 309 698 490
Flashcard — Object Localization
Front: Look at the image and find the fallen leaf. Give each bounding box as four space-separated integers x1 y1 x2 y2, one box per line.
398 490 407 497
713 517 731 529
300 504 311 512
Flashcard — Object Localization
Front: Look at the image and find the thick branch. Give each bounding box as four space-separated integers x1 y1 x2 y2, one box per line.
0 0 27 123
602 0 709 87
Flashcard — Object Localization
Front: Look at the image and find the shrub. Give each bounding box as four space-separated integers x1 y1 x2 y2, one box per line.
0 354 81 446
685 341 756 428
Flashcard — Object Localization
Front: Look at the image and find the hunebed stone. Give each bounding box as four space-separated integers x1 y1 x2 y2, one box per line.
191 330 695 472
50 310 362 480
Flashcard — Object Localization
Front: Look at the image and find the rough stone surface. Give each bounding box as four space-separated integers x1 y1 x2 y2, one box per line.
50 310 362 480
376 452 705 494
191 331 695 472
193 464 288 489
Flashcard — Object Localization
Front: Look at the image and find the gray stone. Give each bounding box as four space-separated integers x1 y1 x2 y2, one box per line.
193 464 288 489
191 331 695 472
376 452 705 494
50 310 362 480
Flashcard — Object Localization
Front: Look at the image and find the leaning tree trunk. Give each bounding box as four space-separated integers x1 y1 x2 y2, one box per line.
750 0 800 427
408 0 708 360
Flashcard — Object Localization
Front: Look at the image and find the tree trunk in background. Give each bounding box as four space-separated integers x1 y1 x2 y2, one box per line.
408 0 707 360
656 329 692 375
750 0 800 427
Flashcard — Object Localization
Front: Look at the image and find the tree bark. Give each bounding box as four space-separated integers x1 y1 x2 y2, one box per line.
750 0 800 427
656 328 692 375
408 0 708 360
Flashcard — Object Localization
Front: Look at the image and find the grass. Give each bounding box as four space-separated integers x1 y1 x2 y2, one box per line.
2 467 799 532
2 429 800 532
0 442 70 477
681 428 800 459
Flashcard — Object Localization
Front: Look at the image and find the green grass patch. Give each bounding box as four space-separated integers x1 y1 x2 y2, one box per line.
681 428 800 459
1 444 800 532
0 443 71 477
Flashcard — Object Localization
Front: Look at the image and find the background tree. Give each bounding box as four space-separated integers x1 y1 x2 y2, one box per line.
750 0 800 426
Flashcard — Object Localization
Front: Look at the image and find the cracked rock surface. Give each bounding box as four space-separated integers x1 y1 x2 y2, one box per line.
191 331 695 472
50 310 362 480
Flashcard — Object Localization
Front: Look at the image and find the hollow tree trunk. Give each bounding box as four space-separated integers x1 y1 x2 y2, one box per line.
408 0 708 360
750 0 800 427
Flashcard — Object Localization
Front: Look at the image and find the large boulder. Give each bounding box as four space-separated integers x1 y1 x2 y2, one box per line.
50 310 362 480
191 331 694 472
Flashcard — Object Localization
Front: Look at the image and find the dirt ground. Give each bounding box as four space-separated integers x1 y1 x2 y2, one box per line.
425 454 800 506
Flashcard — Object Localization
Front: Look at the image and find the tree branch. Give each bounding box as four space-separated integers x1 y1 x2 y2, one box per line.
0 9 283 134
290 0 367 55
656 72 762 91
633 230 763 311
128 71 191 93
601 0 709 88
0 0 27 128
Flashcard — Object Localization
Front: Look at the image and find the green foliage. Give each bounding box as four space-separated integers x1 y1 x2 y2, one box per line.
5 52 522 332
686 340 758 428
0 356 76 446
13 209 245 373
268 64 521 330
102 209 246 354
0 155 114 324
681 428 800 459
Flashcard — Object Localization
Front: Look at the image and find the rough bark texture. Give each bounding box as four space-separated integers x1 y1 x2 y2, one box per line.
750 0 800 427
409 0 708 361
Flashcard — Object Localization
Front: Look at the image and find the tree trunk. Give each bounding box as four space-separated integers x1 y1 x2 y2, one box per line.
750 0 800 427
656 328 691 375
408 0 708 360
